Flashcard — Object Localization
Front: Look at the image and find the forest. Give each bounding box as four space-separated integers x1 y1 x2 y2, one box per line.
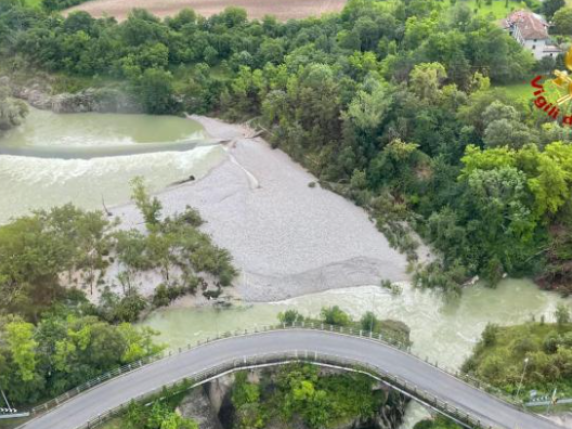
2 0 572 293
1 0 572 426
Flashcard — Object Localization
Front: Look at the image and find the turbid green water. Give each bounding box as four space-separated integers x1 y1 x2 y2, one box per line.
143 279 568 428
2 107 568 428
144 279 566 370
0 107 225 224
1 107 205 148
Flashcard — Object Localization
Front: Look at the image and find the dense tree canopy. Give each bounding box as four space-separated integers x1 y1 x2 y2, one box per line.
1 0 570 292
0 309 163 405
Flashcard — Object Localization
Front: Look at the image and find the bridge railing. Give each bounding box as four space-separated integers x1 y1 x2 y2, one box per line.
27 321 409 416
74 350 499 429
24 321 518 428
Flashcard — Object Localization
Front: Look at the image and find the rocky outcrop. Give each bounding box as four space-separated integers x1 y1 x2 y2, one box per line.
179 387 224 429
51 88 142 113
375 390 409 429
2 75 142 114
200 366 408 429
208 373 236 415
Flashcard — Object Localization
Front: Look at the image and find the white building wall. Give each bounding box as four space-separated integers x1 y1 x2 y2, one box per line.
523 39 548 60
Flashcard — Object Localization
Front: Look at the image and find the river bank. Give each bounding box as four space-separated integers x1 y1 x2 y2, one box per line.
110 116 410 302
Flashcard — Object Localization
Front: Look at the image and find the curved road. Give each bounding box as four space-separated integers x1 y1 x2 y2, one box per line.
22 330 560 429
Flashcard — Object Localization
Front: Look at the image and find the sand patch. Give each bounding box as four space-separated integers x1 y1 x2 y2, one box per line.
110 117 409 302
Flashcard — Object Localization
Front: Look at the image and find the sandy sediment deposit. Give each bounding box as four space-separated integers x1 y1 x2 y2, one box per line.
111 116 409 302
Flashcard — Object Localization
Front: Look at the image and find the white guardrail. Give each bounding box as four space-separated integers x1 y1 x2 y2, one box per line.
20 322 525 429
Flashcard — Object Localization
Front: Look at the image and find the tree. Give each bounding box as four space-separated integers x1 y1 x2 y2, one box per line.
130 177 162 228
542 0 565 19
555 303 571 329
137 68 176 114
553 7 572 35
0 215 70 319
346 82 392 138
5 321 38 382
39 204 115 295
483 119 535 149
409 62 447 104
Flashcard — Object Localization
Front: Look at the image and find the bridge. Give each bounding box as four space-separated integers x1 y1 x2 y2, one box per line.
18 326 562 429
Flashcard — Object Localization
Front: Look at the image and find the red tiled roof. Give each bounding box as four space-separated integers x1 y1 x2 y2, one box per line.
504 10 549 40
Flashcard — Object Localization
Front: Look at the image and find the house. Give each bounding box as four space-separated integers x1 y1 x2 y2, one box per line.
502 10 562 60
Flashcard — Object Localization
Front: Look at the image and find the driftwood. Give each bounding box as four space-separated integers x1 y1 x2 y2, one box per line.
170 175 196 186
101 196 112 217
167 130 264 187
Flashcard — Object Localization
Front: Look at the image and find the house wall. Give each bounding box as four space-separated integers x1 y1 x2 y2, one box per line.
509 29 556 60
523 38 549 60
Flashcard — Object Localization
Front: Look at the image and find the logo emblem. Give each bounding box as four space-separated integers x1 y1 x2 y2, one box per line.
551 48 572 105
530 47 572 123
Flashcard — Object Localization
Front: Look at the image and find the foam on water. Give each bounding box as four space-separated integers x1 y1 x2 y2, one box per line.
0 145 225 223
144 279 567 371
0 106 224 223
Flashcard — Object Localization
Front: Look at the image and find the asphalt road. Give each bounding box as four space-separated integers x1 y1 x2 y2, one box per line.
21 330 560 429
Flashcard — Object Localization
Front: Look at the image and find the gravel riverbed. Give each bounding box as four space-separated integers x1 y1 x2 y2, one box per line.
111 116 409 301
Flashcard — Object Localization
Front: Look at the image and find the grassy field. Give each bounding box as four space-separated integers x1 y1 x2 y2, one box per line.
497 82 533 101
457 0 528 19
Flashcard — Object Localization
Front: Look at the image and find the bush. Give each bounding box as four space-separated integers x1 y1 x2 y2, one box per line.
360 311 380 332
511 337 537 356
543 333 561 354
279 310 305 325
98 288 148 323
481 323 499 347
321 306 352 327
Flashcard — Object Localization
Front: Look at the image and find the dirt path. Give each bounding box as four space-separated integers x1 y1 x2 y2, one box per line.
66 0 347 21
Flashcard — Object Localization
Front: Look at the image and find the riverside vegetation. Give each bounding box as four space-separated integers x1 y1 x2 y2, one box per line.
277 307 412 348
2 0 572 294
0 179 237 408
101 309 412 429
462 303 572 400
2 0 572 426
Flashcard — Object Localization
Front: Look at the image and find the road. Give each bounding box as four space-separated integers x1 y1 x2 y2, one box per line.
21 329 560 429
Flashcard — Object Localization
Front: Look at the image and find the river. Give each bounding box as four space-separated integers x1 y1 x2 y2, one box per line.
1 107 569 428
0 107 225 224
143 279 566 427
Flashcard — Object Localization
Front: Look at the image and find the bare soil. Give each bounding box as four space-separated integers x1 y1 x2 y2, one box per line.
66 0 347 22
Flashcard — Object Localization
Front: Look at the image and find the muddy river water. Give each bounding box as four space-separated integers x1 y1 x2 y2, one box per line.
0 107 224 223
1 107 568 428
